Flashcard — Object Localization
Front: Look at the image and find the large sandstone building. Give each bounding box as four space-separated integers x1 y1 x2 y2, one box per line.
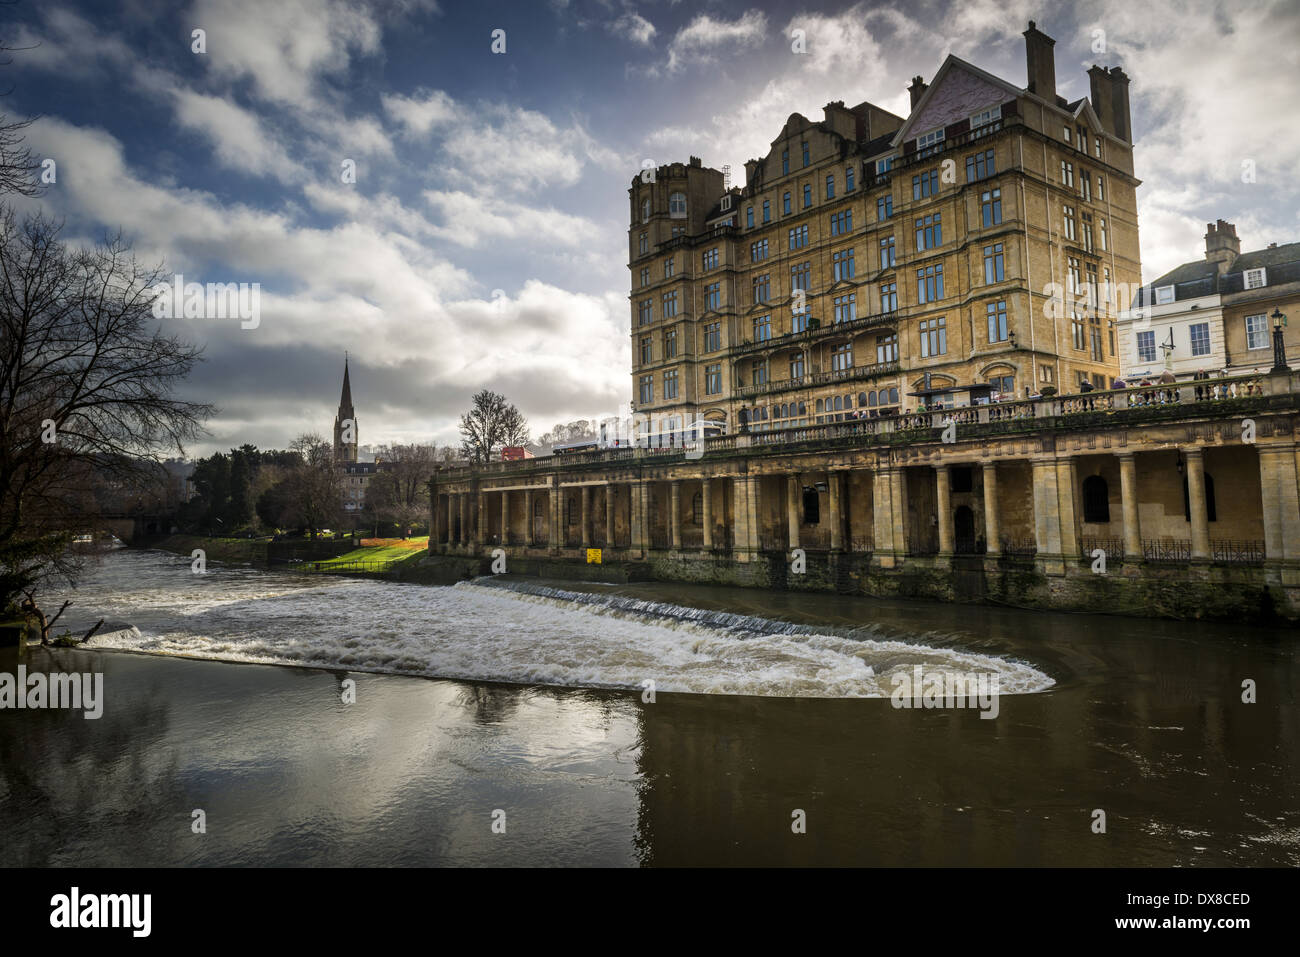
628 21 1139 437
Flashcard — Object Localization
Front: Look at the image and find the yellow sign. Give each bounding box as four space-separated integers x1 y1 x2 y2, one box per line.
586 548 602 564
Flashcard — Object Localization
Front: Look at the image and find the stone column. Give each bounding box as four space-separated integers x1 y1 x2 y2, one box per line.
786 474 801 550
733 473 759 562
1055 457 1081 560
1118 453 1141 560
459 492 468 547
605 483 615 548
524 488 534 546
1185 448 1210 560
828 471 843 551
549 478 561 552
1258 444 1300 569
631 480 648 556
1031 458 1065 575
982 463 1000 556
935 465 954 555
872 469 897 566
476 490 487 547
581 485 591 549
670 480 682 550
500 489 510 546
890 467 908 557
702 477 713 551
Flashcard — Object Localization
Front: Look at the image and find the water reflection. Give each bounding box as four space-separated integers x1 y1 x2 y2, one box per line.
1 570 1296 866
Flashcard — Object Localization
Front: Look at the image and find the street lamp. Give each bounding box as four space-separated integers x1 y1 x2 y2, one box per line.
1270 307 1289 374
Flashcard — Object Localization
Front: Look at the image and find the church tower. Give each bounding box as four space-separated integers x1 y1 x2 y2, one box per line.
333 356 358 464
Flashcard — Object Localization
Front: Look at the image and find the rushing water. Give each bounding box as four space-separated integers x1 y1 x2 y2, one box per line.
1 547 1297 866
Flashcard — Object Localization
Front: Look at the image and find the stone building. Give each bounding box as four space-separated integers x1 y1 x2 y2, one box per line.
628 21 1140 441
1119 221 1300 381
432 371 1300 620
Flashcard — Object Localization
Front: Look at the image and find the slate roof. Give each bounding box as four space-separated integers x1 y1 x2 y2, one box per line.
1139 241 1300 305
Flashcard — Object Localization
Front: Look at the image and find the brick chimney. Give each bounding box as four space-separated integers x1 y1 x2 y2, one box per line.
1022 21 1057 101
908 75 928 110
1205 219 1241 274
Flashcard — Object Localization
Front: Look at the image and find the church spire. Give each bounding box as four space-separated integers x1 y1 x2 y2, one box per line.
339 353 354 417
333 355 358 464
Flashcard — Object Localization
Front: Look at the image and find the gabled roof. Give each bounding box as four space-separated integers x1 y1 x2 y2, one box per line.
891 55 1023 147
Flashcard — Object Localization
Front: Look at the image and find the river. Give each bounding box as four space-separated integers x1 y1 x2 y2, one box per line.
0 547 1296 866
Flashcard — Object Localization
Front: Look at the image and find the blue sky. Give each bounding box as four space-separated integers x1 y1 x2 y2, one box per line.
5 0 1298 454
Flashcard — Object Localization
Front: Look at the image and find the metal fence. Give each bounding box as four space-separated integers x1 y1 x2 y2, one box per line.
300 559 398 574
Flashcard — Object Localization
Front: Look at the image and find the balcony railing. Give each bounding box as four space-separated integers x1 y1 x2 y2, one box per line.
435 370 1287 481
736 360 900 398
726 311 899 360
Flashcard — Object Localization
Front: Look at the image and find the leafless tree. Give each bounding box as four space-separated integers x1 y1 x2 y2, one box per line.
458 389 529 464
0 209 212 618
538 419 595 447
366 443 437 537
285 434 340 538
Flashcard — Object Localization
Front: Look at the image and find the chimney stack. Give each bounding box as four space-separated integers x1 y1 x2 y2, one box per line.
1022 21 1057 101
1205 219 1241 275
1107 67 1132 142
908 75 928 110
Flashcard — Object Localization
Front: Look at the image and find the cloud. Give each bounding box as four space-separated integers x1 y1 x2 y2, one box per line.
19 116 623 449
608 12 657 46
662 9 768 73
170 89 304 182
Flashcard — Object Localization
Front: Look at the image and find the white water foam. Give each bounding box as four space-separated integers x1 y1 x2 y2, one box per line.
69 551 1055 698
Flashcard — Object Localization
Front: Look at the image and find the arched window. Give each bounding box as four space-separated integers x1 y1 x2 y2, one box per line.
889 387 899 404
641 198 651 222
868 391 878 406
816 398 824 413
1082 475 1110 523
1183 472 1217 522
859 392 868 406
833 396 843 411
669 192 687 217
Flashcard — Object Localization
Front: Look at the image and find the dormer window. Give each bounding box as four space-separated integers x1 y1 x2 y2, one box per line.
969 107 998 133
1155 285 1175 305
875 156 894 174
1245 267 1267 289
720 195 732 211
668 192 687 218
916 127 945 155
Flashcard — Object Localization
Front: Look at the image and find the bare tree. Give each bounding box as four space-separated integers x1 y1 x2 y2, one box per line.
366 443 437 537
0 34 42 197
0 209 212 622
286 434 340 538
458 389 529 464
538 419 595 447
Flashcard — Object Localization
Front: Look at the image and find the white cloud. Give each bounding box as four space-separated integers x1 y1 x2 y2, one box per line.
171 89 303 182
662 9 768 74
609 12 657 46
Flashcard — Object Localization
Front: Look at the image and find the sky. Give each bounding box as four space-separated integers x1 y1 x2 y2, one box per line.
5 0 1298 456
